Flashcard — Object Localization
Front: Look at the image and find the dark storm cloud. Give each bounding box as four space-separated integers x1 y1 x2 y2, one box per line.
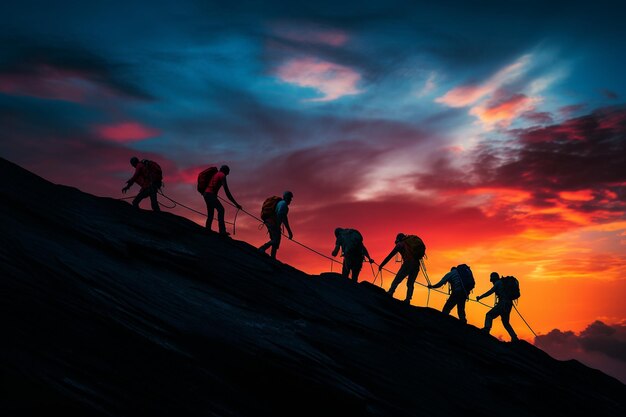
535 321 626 383
579 321 626 361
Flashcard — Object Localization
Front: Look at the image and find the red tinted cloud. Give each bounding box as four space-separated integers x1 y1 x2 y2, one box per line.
95 122 161 142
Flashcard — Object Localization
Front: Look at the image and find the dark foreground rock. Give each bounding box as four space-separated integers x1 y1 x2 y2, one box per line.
1 157 624 417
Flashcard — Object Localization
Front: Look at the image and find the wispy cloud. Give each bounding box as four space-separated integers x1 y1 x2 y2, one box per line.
275 57 362 101
416 72 437 98
435 55 531 107
0 65 114 103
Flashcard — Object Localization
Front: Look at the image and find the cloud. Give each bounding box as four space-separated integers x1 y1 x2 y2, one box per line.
94 122 161 143
469 93 539 128
0 43 154 102
535 320 626 383
411 106 626 234
275 57 362 101
435 54 531 108
0 66 105 103
416 72 437 97
521 110 553 125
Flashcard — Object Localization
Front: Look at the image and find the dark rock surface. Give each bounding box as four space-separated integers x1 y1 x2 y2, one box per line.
1 157 624 416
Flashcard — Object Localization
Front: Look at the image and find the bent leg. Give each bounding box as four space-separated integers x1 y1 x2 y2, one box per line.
388 268 408 296
132 187 151 209
149 187 160 212
501 302 518 341
442 296 456 315
215 199 226 233
203 193 215 230
456 295 467 324
404 261 420 302
484 303 504 332
341 260 350 279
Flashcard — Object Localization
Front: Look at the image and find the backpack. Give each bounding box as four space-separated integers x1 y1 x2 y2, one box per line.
261 196 282 222
402 235 426 259
455 264 475 295
197 166 218 194
142 159 163 184
341 229 364 256
501 276 521 300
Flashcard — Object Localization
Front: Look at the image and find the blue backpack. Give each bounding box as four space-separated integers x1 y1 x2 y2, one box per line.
455 264 475 296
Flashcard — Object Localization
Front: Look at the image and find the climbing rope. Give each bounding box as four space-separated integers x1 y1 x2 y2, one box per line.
123 190 537 337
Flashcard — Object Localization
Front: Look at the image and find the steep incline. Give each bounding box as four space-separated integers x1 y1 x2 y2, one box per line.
1 157 624 417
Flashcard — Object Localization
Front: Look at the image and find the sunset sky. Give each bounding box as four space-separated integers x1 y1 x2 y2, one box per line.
1 1 625 382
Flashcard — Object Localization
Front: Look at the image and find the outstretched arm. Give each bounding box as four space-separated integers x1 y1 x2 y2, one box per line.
123 165 143 192
379 246 400 270
477 285 496 300
222 179 242 209
429 271 451 289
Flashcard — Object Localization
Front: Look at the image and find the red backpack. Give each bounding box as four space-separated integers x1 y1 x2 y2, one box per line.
261 196 282 222
197 167 218 194
142 159 163 184
401 235 426 260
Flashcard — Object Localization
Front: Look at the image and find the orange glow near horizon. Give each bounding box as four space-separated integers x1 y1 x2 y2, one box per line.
174 191 626 344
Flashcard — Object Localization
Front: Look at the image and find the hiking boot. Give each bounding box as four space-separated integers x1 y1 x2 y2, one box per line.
219 231 231 237
403 299 411 304
511 336 520 342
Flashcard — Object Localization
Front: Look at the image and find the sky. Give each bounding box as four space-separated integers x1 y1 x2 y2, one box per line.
1 1 625 382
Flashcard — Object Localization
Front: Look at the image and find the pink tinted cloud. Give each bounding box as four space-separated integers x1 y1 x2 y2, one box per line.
0 65 114 103
275 57 361 101
436 54 530 107
95 122 160 143
435 84 492 108
470 93 539 128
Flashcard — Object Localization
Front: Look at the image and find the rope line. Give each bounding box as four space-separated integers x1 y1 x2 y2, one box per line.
123 190 537 337
513 304 537 337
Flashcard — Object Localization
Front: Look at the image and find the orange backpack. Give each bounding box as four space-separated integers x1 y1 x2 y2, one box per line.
261 196 282 222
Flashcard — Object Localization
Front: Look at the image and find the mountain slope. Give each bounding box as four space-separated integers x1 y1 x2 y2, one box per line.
0 157 624 417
